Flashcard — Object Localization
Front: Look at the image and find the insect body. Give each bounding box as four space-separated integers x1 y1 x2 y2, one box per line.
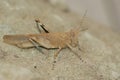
3 27 79 48
3 17 87 69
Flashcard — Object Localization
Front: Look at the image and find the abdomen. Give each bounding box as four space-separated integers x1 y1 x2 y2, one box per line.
3 35 34 48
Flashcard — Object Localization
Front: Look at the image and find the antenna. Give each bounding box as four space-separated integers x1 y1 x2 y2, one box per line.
80 10 87 26
79 10 88 31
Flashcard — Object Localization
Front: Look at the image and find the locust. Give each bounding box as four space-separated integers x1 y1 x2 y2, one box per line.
3 12 87 69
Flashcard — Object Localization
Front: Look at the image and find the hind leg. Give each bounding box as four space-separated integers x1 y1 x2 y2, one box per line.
28 38 45 54
31 19 50 53
35 19 49 33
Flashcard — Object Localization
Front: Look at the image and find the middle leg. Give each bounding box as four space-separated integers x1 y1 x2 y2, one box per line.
52 47 62 70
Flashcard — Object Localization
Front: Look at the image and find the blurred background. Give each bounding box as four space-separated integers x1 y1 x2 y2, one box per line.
64 0 120 33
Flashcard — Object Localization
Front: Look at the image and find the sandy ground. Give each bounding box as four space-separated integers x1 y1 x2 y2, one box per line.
0 0 120 80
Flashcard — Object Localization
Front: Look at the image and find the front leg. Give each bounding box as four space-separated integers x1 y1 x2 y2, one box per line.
77 42 85 52
78 43 82 51
67 44 84 62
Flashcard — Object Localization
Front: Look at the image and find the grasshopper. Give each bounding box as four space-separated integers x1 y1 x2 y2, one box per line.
3 12 87 69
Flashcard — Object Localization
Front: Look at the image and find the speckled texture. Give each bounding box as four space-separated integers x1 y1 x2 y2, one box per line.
0 0 120 80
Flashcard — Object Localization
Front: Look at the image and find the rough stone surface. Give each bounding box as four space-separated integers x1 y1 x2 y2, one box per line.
0 0 120 80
